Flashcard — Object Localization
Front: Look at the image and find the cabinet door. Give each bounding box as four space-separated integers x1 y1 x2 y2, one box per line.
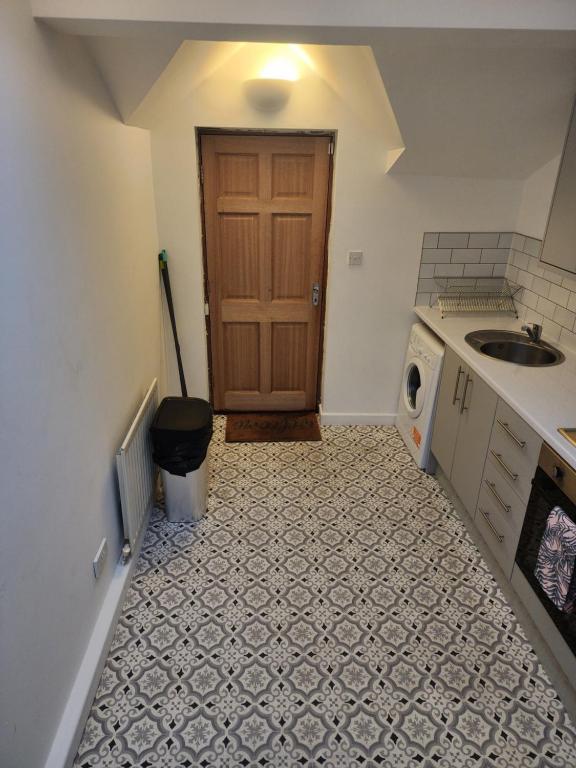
431 346 465 476
451 369 498 513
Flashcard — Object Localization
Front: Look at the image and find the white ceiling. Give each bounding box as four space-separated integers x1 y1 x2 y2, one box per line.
35 1 576 180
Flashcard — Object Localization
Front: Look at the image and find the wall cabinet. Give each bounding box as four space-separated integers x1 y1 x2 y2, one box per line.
540 98 576 275
431 347 498 513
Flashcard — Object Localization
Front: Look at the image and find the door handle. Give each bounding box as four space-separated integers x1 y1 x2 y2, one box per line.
312 283 320 307
485 480 511 513
490 450 518 481
460 375 471 414
452 366 463 405
479 508 504 543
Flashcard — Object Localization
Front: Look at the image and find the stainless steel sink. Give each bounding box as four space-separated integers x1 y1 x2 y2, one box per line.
465 330 565 367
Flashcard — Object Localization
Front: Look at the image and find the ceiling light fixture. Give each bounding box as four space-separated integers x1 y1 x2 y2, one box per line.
244 53 299 112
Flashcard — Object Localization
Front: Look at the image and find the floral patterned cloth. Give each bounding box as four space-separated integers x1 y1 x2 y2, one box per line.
535 505 576 613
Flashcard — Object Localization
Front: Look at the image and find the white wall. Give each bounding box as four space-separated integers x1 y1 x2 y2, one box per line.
0 3 162 766
149 42 522 421
515 154 561 238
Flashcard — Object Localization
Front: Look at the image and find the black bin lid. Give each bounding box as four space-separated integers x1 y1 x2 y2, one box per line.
152 397 212 433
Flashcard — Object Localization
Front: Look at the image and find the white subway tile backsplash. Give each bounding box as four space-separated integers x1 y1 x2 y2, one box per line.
468 232 500 248
419 263 435 278
528 256 545 277
562 275 576 292
416 292 432 306
511 233 526 251
492 264 507 278
516 270 534 290
506 264 519 283
524 308 544 326
560 327 576 353
434 263 465 278
450 248 481 263
543 319 562 342
417 278 439 293
536 295 556 320
521 289 539 310
524 237 541 258
498 233 513 248
542 268 564 286
532 276 551 298
463 263 493 277
415 230 575 331
549 283 570 308
481 248 509 264
438 232 469 248
422 248 452 263
512 250 531 270
553 305 576 330
422 232 439 248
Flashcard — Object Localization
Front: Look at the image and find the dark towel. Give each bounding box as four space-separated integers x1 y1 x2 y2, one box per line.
535 505 576 613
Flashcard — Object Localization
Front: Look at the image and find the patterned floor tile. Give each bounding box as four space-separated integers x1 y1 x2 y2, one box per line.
74 419 576 767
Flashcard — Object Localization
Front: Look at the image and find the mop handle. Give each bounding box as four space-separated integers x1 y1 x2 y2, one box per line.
159 250 188 397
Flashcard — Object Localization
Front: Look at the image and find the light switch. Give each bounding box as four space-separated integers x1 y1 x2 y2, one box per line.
348 250 363 266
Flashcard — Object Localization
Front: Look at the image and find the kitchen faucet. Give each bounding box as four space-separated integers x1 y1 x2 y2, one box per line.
521 323 542 342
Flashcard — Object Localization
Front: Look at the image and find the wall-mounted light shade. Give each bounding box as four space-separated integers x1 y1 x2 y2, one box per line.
244 78 293 111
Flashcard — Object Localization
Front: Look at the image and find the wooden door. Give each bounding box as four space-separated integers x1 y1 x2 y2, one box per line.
201 133 331 411
431 346 465 477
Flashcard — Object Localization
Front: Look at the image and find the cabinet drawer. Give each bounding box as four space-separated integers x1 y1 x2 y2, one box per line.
487 400 541 502
475 482 522 579
481 460 528 538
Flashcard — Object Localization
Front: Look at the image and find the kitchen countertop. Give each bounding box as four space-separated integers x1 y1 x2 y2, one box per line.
415 306 576 468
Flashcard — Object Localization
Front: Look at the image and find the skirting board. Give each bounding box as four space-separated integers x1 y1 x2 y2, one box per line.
43 505 152 768
319 406 396 426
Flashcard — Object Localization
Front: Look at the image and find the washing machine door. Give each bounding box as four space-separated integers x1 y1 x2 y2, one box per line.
402 357 428 418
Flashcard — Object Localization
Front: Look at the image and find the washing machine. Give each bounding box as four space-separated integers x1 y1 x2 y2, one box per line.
395 323 445 472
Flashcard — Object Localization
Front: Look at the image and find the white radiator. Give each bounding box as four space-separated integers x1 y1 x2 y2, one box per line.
116 378 158 555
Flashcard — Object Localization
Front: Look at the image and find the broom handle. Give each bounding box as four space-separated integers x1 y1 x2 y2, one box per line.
159 250 188 397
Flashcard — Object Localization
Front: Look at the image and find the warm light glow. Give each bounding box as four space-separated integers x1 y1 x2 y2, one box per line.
288 44 316 72
259 56 299 82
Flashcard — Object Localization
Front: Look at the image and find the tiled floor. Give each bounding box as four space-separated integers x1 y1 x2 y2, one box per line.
75 419 576 766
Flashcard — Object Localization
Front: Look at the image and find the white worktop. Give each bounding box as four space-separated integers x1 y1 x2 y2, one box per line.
415 306 576 469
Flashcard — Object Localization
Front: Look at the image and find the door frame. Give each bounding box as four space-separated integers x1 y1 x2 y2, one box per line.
196 127 335 413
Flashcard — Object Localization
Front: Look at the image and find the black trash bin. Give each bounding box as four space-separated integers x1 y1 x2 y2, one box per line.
151 397 213 521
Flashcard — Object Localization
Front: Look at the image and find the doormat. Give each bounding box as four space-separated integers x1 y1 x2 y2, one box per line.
225 412 322 443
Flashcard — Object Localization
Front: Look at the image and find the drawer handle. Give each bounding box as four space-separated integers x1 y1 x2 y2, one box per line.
452 367 463 405
496 419 526 449
460 375 471 415
490 450 518 481
485 480 511 513
479 507 504 543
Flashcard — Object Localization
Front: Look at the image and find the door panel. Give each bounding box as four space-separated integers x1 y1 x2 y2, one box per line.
219 214 259 299
431 346 464 476
201 134 331 411
271 323 308 392
451 370 498 514
223 323 260 391
271 215 310 300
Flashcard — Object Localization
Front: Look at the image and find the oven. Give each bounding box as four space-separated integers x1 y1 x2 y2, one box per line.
515 442 576 655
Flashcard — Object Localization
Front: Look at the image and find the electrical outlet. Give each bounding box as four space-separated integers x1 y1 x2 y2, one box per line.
348 250 363 266
93 538 108 579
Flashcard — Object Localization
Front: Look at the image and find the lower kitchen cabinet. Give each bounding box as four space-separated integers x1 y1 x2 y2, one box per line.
431 341 542 582
431 348 497 514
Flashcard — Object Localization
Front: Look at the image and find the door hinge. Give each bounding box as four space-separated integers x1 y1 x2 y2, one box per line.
328 140 334 156
204 302 210 316
199 165 205 185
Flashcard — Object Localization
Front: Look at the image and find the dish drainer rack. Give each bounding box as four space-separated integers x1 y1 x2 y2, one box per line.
436 277 520 318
